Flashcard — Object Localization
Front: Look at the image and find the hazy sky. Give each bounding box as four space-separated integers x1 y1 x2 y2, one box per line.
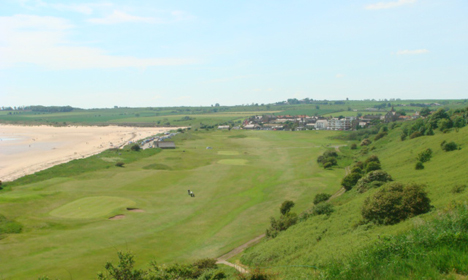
1 0 467 108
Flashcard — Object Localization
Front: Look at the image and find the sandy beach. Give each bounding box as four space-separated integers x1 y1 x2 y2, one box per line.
0 125 179 182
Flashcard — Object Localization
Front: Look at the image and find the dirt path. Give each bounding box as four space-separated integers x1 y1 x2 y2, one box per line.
328 165 350 201
216 234 265 273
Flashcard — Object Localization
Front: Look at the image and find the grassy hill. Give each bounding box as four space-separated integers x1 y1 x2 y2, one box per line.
239 122 468 279
0 129 348 279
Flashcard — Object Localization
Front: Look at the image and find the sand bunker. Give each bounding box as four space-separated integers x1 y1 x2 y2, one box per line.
127 208 145 212
109 215 125 220
218 159 248 166
217 151 240 155
50 196 135 219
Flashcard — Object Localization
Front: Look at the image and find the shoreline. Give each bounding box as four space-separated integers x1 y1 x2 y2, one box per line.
0 124 182 182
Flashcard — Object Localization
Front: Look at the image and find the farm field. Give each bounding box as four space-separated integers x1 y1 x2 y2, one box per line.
0 129 346 279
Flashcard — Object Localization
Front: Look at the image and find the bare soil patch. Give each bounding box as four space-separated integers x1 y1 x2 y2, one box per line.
108 214 125 220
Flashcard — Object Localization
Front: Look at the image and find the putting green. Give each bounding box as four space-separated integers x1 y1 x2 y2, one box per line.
50 196 135 219
218 159 248 165
217 151 240 155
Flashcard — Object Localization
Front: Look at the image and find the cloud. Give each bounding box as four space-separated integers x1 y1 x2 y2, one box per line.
336 74 345 78
87 10 159 24
365 0 416 10
396 49 429 55
0 14 199 69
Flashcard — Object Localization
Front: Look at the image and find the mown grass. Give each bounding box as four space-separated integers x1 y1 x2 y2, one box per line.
0 129 346 279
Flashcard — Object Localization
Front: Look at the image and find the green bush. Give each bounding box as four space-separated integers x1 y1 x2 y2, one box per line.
416 148 432 163
360 139 372 146
365 161 381 173
364 155 380 165
280 200 295 215
300 203 335 221
400 133 407 141
442 141 458 151
415 161 424 170
115 162 125 167
323 162 333 169
355 170 393 193
409 131 423 139
350 143 357 150
374 132 387 141
130 144 141 151
313 193 331 205
361 182 431 225
341 172 362 191
350 166 362 174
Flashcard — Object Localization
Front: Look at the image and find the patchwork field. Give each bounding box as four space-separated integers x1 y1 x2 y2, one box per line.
0 129 346 279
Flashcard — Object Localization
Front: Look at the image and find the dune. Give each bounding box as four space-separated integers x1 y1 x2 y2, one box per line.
0 124 180 182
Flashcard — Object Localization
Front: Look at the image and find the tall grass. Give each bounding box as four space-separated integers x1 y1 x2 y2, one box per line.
318 203 468 279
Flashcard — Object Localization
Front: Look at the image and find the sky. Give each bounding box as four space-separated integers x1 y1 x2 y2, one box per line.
0 0 467 108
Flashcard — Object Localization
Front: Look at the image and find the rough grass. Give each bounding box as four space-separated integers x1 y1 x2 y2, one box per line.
0 129 346 279
217 151 240 155
240 125 468 279
49 196 135 219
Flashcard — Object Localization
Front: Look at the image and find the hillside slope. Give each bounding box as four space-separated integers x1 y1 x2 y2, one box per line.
240 124 468 279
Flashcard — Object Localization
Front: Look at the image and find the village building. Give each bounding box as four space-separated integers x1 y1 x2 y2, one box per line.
315 120 329 130
217 125 230 130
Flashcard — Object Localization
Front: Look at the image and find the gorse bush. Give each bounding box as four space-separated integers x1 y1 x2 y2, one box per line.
313 193 331 205
96 251 225 280
365 162 381 173
355 170 393 193
416 148 432 163
361 182 431 225
441 141 458 151
341 172 362 191
415 161 424 170
266 201 298 239
360 139 372 146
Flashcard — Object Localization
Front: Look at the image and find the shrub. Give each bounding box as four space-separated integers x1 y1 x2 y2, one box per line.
266 213 298 239
266 201 298 239
350 143 357 150
400 133 407 141
360 139 372 146
410 131 423 139
374 132 387 141
442 141 458 151
416 148 432 163
355 170 393 193
323 162 333 169
451 185 467 194
425 126 434 135
415 161 424 170
280 200 295 215
365 155 380 165
341 172 362 191
350 166 362 174
365 161 381 173
130 144 141 151
361 182 431 225
313 193 331 205
115 162 125 167
312 203 334 216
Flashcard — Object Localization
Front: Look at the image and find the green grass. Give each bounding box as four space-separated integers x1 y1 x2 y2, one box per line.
240 125 468 279
218 159 248 165
0 129 346 279
217 151 240 155
49 196 136 219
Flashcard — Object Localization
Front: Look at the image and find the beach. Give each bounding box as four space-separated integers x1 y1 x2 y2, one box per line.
0 125 178 182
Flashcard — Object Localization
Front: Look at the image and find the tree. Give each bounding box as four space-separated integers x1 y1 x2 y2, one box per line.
420 107 431 117
97 251 144 280
280 200 295 215
442 141 458 151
